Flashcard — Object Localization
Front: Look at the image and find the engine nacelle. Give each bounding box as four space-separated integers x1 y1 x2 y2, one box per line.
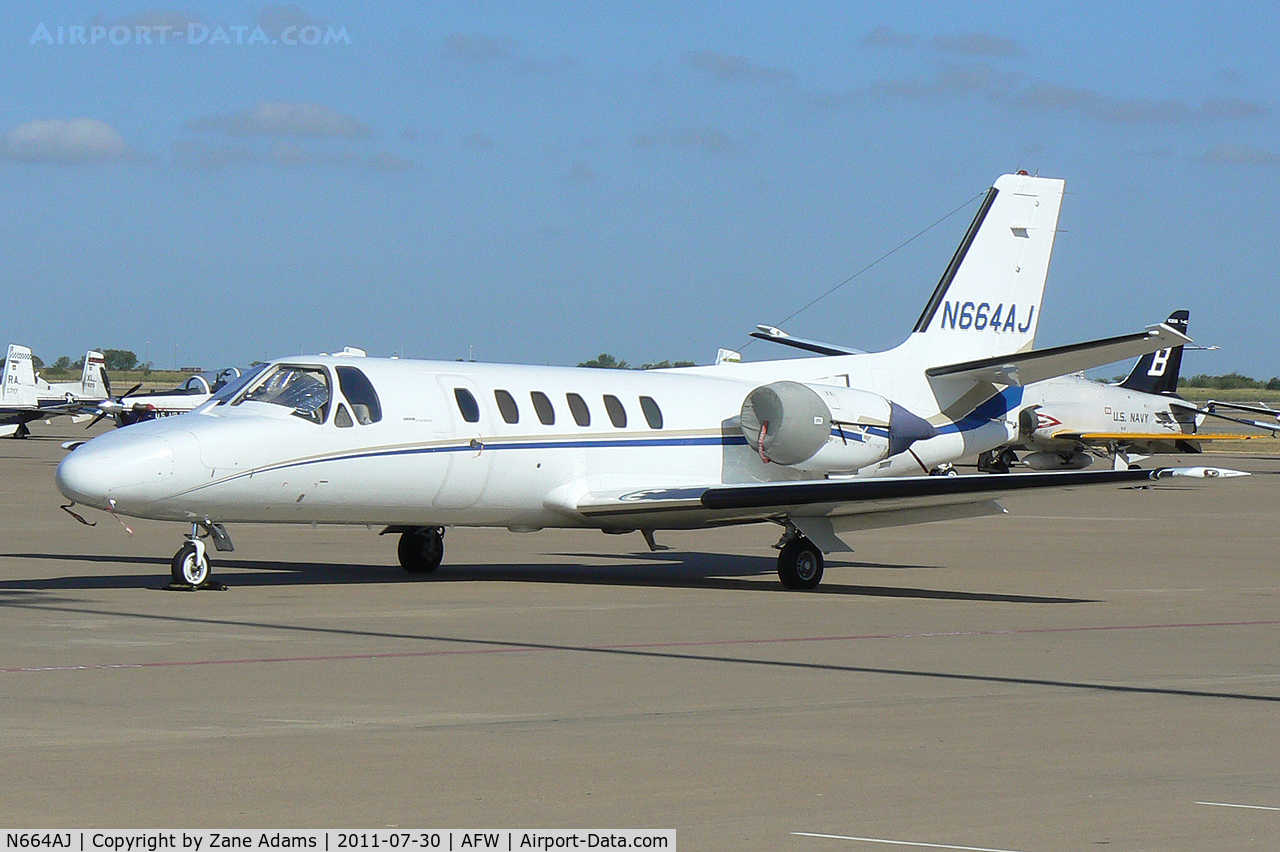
1023 450 1093 471
739 381 936 474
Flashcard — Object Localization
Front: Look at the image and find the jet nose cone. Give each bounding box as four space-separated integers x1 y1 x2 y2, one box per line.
56 443 114 508
55 431 180 510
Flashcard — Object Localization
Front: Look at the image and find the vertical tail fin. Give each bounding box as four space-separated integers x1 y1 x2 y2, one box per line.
907 172 1066 366
2 344 39 407
79 351 106 399
1118 311 1188 394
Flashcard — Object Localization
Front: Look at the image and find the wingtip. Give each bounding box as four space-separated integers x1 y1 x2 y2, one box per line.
1154 466 1250 479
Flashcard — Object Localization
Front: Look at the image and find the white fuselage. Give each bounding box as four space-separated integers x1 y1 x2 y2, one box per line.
1017 373 1199 451
55 348 1021 530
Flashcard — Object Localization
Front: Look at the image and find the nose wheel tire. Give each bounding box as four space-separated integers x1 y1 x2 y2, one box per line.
398 527 445 574
778 538 824 590
171 543 211 587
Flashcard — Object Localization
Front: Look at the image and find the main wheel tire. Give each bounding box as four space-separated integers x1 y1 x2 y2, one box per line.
171 543 211 587
398 528 444 574
978 450 1010 474
778 538 824 590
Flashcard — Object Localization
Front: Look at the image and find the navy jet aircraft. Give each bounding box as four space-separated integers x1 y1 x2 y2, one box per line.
977 311 1276 471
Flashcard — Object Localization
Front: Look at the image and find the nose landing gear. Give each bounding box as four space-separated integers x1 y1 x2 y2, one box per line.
169 521 234 589
171 539 210 586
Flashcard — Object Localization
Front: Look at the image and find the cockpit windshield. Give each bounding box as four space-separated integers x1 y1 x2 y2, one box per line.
233 364 331 423
196 363 266 412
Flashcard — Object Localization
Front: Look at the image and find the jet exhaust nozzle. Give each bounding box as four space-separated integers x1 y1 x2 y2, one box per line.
887 402 937 457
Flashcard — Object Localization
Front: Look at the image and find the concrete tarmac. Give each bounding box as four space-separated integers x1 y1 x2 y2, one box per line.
2 423 1278 850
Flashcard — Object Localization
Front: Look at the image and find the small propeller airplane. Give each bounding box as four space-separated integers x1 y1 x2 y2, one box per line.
54 172 1246 590
1 345 107 437
86 367 245 428
970 310 1278 472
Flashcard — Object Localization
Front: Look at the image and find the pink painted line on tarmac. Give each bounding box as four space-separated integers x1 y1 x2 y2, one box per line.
4 618 1279 676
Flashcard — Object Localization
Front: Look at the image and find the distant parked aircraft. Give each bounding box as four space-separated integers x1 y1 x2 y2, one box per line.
1 345 105 437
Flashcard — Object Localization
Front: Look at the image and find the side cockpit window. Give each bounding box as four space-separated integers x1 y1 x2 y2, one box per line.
236 364 331 424
204 364 265 410
336 366 382 425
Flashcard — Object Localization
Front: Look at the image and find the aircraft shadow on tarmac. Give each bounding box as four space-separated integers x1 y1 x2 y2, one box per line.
0 550 1096 603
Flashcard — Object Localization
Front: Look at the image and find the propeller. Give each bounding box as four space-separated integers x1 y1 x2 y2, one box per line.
86 382 143 428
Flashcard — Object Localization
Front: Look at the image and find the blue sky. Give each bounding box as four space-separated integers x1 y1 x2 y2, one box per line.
2 2 1276 377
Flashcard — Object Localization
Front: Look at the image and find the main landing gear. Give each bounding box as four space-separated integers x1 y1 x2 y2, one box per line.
170 522 234 588
397 526 445 574
775 529 824 591
977 449 1019 474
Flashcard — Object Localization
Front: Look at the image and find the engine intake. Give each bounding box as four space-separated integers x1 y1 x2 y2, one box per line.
740 381 936 473
739 381 830 465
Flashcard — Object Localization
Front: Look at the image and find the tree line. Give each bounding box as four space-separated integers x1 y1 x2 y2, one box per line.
31 349 148 376
1181 372 1280 390
578 353 697 370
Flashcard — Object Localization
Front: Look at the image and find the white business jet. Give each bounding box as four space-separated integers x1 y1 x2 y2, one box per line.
54 172 1241 590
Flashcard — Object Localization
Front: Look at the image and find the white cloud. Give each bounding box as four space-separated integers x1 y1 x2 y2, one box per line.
270 141 357 168
441 33 574 75
443 33 516 63
188 101 371 139
1018 83 1270 124
862 26 915 48
1202 143 1279 166
368 151 415 172
933 32 1024 58
633 127 740 153
0 118 137 164
562 161 595 185
682 51 793 84
171 139 256 169
255 4 328 40
93 9 206 32
849 63 1271 127
871 62 1022 100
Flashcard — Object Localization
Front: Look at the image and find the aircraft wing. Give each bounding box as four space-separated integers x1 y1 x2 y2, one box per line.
1048 431 1255 455
574 466 1242 549
1053 431 1254 443
926 322 1192 387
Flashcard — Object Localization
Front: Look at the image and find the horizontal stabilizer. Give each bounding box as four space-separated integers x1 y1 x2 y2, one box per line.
926 322 1192 387
750 326 866 356
1176 399 1280 434
1202 399 1280 419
